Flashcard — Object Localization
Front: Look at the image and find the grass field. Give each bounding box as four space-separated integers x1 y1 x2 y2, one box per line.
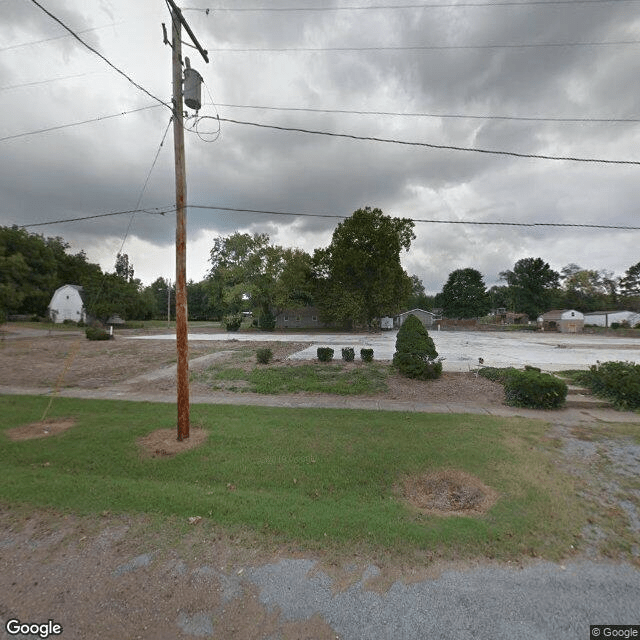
0 394 593 562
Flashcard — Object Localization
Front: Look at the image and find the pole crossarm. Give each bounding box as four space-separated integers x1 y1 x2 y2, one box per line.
165 0 210 63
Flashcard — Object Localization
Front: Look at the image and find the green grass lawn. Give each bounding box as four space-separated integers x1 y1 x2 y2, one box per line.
198 362 389 395
0 395 588 561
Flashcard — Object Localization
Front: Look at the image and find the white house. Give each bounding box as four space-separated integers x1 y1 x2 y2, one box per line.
583 310 640 328
48 284 85 323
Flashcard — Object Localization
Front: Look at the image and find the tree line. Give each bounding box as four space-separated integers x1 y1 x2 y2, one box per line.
435 259 640 321
2 213 639 326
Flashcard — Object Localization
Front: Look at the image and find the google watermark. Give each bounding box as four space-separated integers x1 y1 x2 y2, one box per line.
5 619 63 639
591 626 640 638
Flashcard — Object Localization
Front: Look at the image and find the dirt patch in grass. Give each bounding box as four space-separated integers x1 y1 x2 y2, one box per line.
6 418 76 441
137 427 209 458
397 469 499 516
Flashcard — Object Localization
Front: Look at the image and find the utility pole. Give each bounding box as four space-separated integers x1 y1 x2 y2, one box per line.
167 279 171 329
164 0 209 441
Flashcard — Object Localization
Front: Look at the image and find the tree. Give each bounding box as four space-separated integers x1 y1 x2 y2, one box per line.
620 262 640 296
313 206 415 329
438 268 490 318
207 232 314 322
559 264 617 312
115 253 135 282
405 275 434 310
499 257 560 320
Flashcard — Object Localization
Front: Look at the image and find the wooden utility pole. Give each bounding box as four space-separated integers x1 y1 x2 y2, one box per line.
165 0 208 441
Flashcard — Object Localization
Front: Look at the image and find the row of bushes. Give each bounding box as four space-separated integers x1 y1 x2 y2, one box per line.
317 347 374 362
478 366 568 409
574 361 640 410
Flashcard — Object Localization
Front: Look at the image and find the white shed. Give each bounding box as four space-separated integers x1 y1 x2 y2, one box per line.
48 285 85 323
537 309 584 333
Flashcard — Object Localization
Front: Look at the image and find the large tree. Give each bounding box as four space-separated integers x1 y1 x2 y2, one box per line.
500 257 560 320
207 232 314 320
559 264 617 312
620 261 640 311
438 268 490 318
313 206 415 328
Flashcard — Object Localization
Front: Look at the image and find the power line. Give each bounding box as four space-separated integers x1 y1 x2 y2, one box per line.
15 202 640 230
0 104 164 143
199 0 640 11
28 0 171 111
217 117 640 165
210 39 640 52
17 207 174 229
0 22 121 52
217 101 640 124
188 204 640 229
0 71 102 93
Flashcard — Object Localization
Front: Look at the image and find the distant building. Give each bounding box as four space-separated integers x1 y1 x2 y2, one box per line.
275 306 331 330
583 310 640 328
395 309 438 329
48 284 85 323
537 309 584 333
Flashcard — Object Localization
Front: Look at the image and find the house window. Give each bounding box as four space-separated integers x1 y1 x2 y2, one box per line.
295 316 301 322
312 316 317 322
283 316 289 322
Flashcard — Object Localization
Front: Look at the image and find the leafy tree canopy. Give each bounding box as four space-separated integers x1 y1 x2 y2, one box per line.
499 257 560 320
313 206 415 328
438 268 490 319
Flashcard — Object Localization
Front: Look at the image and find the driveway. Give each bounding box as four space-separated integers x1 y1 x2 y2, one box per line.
130 329 640 371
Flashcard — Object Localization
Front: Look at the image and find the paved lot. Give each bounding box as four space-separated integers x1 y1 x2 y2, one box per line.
131 330 640 371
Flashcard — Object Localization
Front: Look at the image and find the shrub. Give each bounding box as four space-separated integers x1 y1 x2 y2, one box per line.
223 313 242 332
578 361 640 410
256 347 273 365
478 367 519 383
62 319 77 325
317 347 334 362
342 347 355 362
524 365 541 373
392 314 442 380
85 326 111 341
258 311 276 331
503 370 567 409
360 348 374 362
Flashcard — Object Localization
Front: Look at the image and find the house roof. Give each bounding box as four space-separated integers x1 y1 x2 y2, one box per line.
397 308 436 317
539 309 583 321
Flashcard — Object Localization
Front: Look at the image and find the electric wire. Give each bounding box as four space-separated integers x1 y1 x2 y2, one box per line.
0 22 121 52
0 105 164 144
217 117 640 165
115 115 175 262
216 102 640 124
198 0 640 11
18 207 174 229
189 204 640 229
0 71 102 93
15 203 640 230
28 0 171 111
210 39 640 52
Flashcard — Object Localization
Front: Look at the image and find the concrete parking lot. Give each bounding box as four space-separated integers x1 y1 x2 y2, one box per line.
132 329 640 371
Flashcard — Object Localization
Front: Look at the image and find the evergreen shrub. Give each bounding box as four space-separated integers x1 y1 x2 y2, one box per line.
223 313 242 332
256 348 273 365
503 370 567 409
317 347 334 362
85 326 111 341
341 347 355 362
360 349 374 362
259 311 276 331
392 314 442 379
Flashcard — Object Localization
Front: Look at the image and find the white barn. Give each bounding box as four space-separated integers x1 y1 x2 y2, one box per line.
583 311 640 328
48 284 85 323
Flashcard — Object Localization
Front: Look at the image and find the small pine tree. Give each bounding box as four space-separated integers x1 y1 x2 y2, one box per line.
393 314 442 379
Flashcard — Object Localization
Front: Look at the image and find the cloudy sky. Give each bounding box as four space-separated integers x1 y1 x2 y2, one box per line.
1 0 639 294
